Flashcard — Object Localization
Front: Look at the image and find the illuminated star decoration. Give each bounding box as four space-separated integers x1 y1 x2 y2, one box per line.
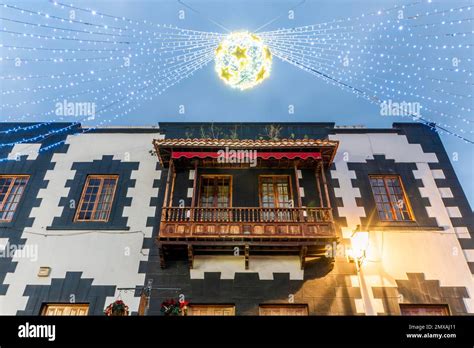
214 31 272 90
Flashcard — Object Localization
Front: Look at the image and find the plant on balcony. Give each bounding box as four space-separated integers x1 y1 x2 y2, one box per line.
263 124 282 140
228 125 239 140
105 299 129 316
160 298 189 316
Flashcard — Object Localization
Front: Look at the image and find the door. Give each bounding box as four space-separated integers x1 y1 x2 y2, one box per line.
41 304 89 316
259 176 292 221
400 304 449 316
198 176 232 221
259 305 308 316
188 305 235 316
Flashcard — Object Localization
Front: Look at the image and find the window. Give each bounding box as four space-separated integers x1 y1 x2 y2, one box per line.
259 176 292 208
187 304 235 316
198 175 232 221
74 175 118 222
259 176 293 221
0 175 29 222
369 175 413 221
259 304 308 316
199 175 232 208
400 304 449 316
41 303 89 316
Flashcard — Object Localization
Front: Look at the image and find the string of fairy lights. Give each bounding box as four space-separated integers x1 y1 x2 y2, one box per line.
0 0 473 159
258 1 473 142
0 0 222 145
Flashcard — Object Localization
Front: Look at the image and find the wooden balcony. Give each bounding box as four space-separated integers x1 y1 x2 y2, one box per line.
153 137 340 269
159 206 335 239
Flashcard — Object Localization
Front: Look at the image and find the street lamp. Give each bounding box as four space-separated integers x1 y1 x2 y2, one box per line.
348 231 369 267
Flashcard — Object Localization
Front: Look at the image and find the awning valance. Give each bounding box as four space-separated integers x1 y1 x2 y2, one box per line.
153 137 339 167
171 151 322 160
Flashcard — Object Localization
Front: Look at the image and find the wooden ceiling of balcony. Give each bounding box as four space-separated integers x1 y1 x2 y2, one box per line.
153 138 339 168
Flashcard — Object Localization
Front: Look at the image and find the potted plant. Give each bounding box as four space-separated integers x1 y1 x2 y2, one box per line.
160 298 189 316
105 299 129 316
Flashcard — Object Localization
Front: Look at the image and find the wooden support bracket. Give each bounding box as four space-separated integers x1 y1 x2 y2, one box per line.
244 245 250 270
187 245 194 269
158 245 166 269
300 246 308 270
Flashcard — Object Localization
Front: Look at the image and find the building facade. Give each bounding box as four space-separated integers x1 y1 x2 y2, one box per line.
0 122 472 315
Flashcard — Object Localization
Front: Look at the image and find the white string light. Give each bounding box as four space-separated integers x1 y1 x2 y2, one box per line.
1 0 472 147
1 1 221 137
259 1 473 142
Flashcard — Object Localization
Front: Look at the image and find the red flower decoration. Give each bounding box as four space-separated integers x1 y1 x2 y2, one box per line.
104 299 129 316
161 298 189 316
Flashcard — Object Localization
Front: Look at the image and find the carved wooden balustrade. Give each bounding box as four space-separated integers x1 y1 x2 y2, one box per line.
160 206 335 238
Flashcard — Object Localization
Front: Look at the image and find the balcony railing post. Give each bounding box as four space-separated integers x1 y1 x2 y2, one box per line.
315 162 324 208
320 162 332 209
294 163 306 234
161 158 174 222
190 161 198 222
293 162 303 208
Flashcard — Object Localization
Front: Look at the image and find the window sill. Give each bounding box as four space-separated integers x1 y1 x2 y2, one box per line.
359 224 444 232
46 225 130 231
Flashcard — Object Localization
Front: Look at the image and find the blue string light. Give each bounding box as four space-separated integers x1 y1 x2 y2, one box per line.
1 0 472 153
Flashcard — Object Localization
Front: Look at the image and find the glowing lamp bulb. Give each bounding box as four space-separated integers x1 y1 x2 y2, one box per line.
350 231 369 260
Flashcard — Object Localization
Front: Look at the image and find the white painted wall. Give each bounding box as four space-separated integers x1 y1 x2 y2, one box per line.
0 132 163 315
329 132 474 313
2 130 471 315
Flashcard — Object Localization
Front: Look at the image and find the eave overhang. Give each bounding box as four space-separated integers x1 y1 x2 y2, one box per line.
153 138 339 168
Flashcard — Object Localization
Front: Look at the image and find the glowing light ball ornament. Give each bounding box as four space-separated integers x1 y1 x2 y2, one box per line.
215 31 272 90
